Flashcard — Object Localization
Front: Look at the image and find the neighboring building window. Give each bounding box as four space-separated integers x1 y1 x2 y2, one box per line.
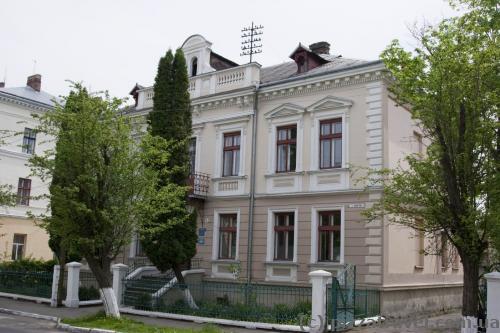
318 211 341 262
22 128 36 154
218 214 237 259
222 132 240 177
274 212 294 261
189 137 196 175
11 234 26 260
17 178 31 206
414 131 423 155
276 125 297 172
319 119 342 169
441 231 448 269
191 57 198 76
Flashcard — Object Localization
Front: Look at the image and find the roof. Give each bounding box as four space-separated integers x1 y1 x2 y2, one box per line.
260 54 374 85
0 86 56 107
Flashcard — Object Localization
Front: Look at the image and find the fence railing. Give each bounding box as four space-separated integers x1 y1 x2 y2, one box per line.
123 280 312 325
0 270 53 298
354 288 380 319
79 270 101 301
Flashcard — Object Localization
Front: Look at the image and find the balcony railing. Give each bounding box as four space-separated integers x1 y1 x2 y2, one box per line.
188 172 210 199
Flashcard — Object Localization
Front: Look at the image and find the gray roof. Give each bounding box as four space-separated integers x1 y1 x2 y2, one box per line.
260 55 375 85
0 86 56 107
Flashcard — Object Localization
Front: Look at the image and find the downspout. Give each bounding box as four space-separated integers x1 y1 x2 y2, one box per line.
246 87 259 284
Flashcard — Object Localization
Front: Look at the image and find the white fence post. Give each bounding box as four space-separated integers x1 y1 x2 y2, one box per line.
112 264 128 306
309 270 332 333
485 272 500 333
50 265 60 307
65 262 82 308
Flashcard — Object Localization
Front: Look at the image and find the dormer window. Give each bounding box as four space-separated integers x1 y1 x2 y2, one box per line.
191 57 198 76
297 56 306 73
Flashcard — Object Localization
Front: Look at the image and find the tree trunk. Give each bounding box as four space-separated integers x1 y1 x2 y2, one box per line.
86 258 120 318
173 263 198 309
461 257 479 333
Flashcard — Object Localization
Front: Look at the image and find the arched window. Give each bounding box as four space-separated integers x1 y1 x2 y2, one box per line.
191 57 198 76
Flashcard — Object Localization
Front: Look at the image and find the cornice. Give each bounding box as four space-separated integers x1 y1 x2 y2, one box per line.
0 93 52 112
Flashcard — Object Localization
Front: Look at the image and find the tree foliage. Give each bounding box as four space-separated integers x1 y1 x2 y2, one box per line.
31 84 147 317
139 48 196 285
365 0 498 319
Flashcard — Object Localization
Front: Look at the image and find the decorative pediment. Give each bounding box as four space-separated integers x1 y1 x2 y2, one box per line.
306 96 353 112
264 103 305 119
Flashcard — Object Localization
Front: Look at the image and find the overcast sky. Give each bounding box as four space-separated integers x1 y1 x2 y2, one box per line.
0 0 457 104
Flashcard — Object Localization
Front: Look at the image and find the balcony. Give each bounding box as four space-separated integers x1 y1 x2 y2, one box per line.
188 172 210 199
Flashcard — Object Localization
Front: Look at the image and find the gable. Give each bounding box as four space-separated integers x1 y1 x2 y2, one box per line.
306 96 353 112
264 103 305 119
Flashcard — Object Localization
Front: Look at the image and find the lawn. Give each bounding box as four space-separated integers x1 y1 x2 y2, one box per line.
63 312 221 333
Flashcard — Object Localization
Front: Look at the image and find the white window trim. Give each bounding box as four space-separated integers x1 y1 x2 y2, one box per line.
309 108 350 171
212 208 241 261
191 125 204 174
214 122 248 178
310 205 345 265
266 115 304 175
266 207 299 263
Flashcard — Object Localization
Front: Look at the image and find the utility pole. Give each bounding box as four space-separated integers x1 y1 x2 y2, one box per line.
240 22 263 63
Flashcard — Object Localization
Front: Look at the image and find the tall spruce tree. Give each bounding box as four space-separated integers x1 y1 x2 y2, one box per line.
140 48 197 300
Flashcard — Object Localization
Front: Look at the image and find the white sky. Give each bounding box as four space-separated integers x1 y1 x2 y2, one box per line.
0 0 457 103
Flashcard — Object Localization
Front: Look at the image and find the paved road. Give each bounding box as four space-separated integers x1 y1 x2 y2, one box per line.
0 313 60 333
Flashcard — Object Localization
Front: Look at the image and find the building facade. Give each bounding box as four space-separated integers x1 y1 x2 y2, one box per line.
0 75 54 261
125 35 463 315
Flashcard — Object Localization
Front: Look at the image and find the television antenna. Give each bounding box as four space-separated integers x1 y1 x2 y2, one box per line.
240 22 263 63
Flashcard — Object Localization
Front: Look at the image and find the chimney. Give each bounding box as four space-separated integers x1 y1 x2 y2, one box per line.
0 82 4 88
309 42 330 55
27 74 41 92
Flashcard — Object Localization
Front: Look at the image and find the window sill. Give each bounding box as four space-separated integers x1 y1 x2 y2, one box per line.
307 168 349 175
212 175 247 181
308 262 344 268
264 261 299 266
264 171 305 178
211 259 240 264
414 265 424 270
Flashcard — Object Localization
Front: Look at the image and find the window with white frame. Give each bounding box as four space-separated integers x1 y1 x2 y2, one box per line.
317 211 341 262
17 178 31 206
218 214 237 259
22 128 36 154
276 125 297 173
188 137 196 175
11 234 26 261
273 212 295 261
319 119 342 169
222 132 240 177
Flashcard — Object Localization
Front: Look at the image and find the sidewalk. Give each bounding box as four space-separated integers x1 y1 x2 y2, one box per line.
0 297 274 333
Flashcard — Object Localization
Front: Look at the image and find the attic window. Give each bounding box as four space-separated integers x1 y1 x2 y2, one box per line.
297 56 306 73
191 57 198 76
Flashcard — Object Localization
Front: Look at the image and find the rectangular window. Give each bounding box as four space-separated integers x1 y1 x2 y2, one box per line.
218 214 237 259
11 234 26 261
17 178 31 206
318 211 341 262
416 230 425 268
188 137 196 175
276 125 297 173
274 212 294 261
222 132 240 177
320 119 342 169
22 128 36 154
441 231 448 269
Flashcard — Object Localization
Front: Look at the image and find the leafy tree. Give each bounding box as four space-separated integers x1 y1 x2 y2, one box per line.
139 48 197 305
365 0 499 322
30 84 147 317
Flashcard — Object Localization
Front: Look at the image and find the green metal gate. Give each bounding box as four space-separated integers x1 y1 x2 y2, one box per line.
329 264 356 331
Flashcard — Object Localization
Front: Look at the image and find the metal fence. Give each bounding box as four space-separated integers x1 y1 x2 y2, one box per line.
0 270 53 298
123 279 312 325
79 270 101 301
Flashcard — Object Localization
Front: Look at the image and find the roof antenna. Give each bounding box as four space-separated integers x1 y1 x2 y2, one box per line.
240 22 263 63
32 59 37 74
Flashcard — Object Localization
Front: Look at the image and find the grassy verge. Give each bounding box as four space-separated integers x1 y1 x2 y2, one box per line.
63 312 221 333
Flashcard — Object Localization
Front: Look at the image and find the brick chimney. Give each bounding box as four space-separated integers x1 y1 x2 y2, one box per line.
27 74 41 92
0 82 4 88
309 42 330 55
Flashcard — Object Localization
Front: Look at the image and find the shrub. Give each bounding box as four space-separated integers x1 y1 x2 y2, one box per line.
0 258 56 272
79 286 101 301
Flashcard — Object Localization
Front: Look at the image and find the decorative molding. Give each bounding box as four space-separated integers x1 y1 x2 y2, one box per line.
264 103 305 119
306 96 353 112
365 81 384 184
0 93 53 113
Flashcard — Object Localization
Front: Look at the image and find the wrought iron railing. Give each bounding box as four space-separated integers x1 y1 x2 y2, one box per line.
0 270 53 298
188 172 210 198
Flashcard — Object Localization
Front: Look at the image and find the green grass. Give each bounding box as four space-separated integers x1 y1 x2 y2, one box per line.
63 312 221 333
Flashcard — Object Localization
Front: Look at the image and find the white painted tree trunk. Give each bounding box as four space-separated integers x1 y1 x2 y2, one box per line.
461 316 477 333
183 288 198 310
100 287 120 318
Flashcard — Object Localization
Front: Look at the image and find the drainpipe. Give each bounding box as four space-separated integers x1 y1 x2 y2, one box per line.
246 87 259 284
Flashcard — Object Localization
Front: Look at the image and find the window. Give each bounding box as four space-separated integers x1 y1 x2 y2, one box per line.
218 214 237 259
274 212 294 261
11 234 26 260
414 132 423 155
189 137 196 175
191 57 198 76
416 230 425 268
222 132 240 177
22 128 36 154
276 125 297 173
441 231 448 269
17 178 31 206
318 211 341 262
319 119 342 169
